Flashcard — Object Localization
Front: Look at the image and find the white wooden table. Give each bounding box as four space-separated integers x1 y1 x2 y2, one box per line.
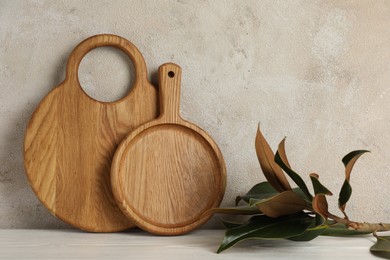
0 229 384 259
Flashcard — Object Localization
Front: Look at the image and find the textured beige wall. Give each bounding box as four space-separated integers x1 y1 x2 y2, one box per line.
1 0 390 229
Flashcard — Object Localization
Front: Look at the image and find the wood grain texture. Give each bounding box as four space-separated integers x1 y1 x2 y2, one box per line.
111 63 226 235
24 34 158 232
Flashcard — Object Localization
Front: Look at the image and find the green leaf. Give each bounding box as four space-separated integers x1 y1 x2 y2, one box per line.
309 173 333 195
288 214 327 241
236 182 278 205
322 223 372 236
255 126 292 192
220 219 244 229
249 191 307 218
371 235 390 258
292 187 312 205
338 180 352 211
338 150 369 215
314 213 326 226
275 150 313 200
205 204 260 216
288 225 328 241
217 212 313 253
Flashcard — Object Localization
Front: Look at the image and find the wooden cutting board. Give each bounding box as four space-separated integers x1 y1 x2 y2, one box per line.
111 63 226 235
24 34 158 232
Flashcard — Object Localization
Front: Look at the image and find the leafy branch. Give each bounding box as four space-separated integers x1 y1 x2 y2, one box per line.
207 125 390 255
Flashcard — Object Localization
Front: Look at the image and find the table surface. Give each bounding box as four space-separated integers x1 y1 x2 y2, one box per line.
0 229 386 259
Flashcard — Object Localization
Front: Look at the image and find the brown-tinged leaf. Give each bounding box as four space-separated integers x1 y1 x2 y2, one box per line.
338 150 369 215
342 150 370 181
249 191 307 218
255 125 291 192
312 194 329 221
338 180 352 214
275 140 313 200
278 138 291 168
309 173 333 196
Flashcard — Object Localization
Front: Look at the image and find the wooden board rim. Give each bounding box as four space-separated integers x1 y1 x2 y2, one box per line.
111 119 226 235
111 63 226 235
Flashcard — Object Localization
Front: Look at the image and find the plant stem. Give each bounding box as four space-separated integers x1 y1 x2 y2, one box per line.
341 211 349 221
327 212 390 232
348 222 390 232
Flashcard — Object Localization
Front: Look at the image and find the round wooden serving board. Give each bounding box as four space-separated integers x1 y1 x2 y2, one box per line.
111 63 226 235
24 34 158 232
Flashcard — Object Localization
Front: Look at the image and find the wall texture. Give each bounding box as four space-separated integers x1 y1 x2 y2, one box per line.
1 0 390 229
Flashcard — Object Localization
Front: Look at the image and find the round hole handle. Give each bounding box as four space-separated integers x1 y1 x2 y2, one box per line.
65 34 148 91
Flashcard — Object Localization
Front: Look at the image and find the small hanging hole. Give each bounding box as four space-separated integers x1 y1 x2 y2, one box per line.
168 71 175 78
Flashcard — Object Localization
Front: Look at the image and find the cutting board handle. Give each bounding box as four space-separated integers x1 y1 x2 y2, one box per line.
158 63 182 123
65 34 148 94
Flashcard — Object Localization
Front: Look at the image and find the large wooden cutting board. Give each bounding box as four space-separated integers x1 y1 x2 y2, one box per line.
24 34 158 232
